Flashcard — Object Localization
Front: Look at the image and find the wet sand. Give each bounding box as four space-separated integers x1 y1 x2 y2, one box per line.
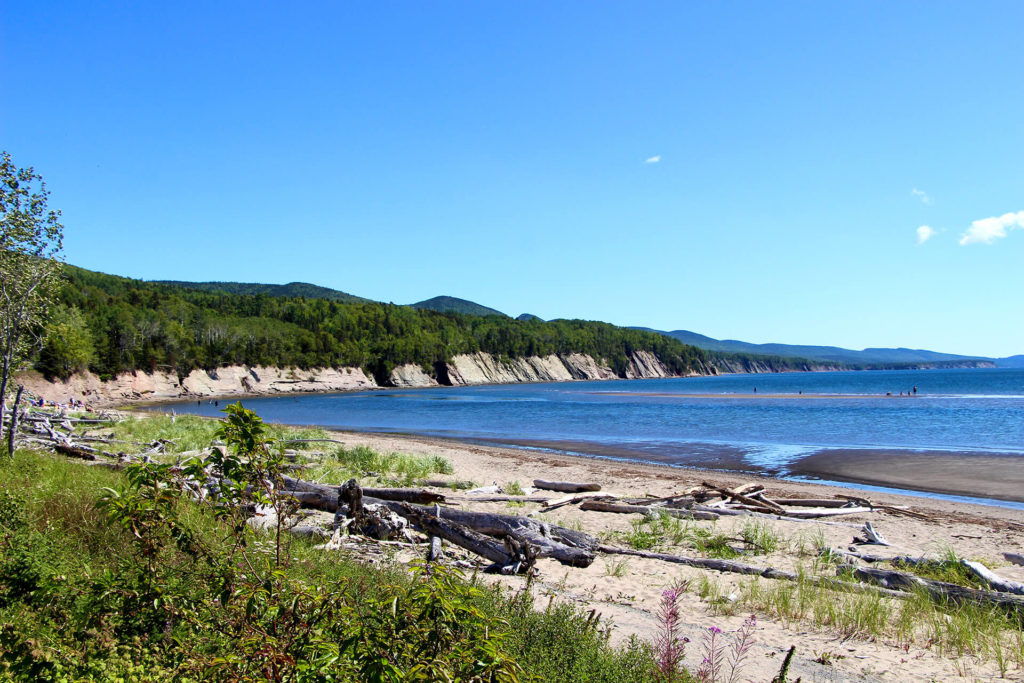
789 448 1024 504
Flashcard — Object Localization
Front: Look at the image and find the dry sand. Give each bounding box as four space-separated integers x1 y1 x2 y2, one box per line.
323 429 1024 683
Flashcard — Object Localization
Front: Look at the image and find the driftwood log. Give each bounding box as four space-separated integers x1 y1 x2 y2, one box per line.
281 475 445 506
691 505 865 528
380 501 598 568
397 503 535 572
579 500 719 521
851 566 1024 616
1005 553 1024 567
599 545 910 600
533 480 601 493
961 560 1024 596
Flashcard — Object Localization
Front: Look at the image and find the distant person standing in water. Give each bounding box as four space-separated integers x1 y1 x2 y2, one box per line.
753 387 756 393
913 386 918 395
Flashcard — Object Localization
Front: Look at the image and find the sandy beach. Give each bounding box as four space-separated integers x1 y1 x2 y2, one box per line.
307 428 1024 682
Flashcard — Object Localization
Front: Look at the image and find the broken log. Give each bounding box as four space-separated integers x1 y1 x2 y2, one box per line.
851 566 1024 616
961 560 1024 596
428 503 444 562
579 500 719 521
858 521 891 546
533 480 601 493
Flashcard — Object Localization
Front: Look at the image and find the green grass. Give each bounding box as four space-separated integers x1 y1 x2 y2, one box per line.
111 413 331 453
305 444 454 486
0 448 661 682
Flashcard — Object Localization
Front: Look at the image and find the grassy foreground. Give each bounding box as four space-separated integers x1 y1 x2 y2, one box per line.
0 414 667 682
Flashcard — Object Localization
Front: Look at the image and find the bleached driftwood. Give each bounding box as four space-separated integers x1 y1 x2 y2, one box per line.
543 491 616 510
851 566 1024 616
579 499 719 521
961 560 1024 596
701 482 784 514
859 521 890 546
533 480 601 493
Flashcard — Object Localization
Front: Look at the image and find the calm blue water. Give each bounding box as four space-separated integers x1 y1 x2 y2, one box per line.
158 368 1024 506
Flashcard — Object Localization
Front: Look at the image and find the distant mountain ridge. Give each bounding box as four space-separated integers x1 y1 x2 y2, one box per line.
638 328 1011 368
409 296 507 317
154 280 371 304
151 278 1016 367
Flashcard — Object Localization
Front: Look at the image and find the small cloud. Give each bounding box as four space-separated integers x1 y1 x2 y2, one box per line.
916 225 936 244
645 155 661 164
959 210 1024 246
912 187 932 205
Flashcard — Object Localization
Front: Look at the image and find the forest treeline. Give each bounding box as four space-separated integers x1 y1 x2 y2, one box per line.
35 264 816 384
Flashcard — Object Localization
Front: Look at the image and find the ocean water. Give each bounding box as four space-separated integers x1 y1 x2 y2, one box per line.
158 368 1024 505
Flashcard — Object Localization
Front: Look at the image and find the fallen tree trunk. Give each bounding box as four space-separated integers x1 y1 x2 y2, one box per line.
691 505 865 528
380 501 598 568
533 480 601 493
54 443 97 461
598 545 909 600
728 504 873 519
852 566 1024 615
281 475 445 505
579 500 719 521
771 498 853 508
396 503 530 571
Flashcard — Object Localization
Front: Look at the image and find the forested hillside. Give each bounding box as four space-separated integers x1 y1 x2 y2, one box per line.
39 265 719 384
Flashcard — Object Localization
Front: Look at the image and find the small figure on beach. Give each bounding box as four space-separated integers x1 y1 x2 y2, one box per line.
913 386 918 395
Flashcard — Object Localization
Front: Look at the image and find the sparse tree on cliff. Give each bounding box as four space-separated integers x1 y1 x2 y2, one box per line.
1 151 65 452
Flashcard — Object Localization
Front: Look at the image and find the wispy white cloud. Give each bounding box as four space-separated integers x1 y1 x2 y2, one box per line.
912 187 932 205
916 225 936 244
959 210 1024 246
645 155 661 164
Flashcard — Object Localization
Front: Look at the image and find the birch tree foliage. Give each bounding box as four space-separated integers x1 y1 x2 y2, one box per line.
1 151 65 439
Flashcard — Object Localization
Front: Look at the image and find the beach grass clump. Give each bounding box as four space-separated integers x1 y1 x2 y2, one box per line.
504 480 526 496
307 444 454 486
112 413 331 454
740 520 782 555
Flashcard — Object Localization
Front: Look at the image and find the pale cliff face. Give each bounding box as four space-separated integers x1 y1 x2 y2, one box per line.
19 351 710 406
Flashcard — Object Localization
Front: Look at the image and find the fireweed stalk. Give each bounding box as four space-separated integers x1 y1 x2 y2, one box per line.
654 583 690 682
696 614 758 683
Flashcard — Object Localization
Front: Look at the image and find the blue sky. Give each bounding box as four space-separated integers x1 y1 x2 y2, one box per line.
2 2 1022 357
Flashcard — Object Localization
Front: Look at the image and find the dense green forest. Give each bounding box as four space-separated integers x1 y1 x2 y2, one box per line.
410 295 508 317
37 265 737 384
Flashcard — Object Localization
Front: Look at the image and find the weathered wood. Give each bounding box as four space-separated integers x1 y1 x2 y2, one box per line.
54 443 97 461
280 475 445 505
701 481 785 513
772 498 853 508
691 504 865 528
961 560 1024 596
852 566 1024 615
380 501 598 568
451 494 550 503
533 480 601 493
395 503 526 569
579 500 719 521
599 545 910 600
728 503 873 519
1005 553 1024 567
860 521 890 546
428 503 444 562
543 491 615 510
287 490 338 512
